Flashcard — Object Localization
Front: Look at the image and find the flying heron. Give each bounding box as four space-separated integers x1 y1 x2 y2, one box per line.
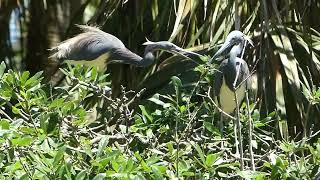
208 30 253 116
50 25 201 68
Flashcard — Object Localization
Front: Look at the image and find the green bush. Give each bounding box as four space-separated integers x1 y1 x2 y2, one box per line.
0 62 319 179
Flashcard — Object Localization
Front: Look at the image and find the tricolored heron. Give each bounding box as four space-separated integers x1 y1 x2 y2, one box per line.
50 25 201 68
50 25 203 119
208 30 253 115
208 30 253 161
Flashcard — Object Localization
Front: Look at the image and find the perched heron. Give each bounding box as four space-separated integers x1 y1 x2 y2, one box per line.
208 30 253 115
208 30 254 168
50 25 201 68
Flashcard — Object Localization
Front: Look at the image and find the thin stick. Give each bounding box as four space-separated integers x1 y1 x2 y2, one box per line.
175 87 180 178
176 116 179 178
0 108 13 121
235 57 260 90
233 62 242 88
246 91 255 171
205 88 236 120
234 90 244 171
233 111 239 159
233 40 248 88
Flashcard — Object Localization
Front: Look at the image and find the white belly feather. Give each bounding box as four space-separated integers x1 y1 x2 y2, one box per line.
218 77 246 114
65 53 110 71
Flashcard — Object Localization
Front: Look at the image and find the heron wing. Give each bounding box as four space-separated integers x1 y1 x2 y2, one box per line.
50 25 126 61
236 58 251 89
213 59 228 97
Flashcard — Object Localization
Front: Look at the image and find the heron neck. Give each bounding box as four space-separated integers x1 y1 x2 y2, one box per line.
226 45 242 89
121 47 155 67
139 45 156 67
141 51 155 67
228 45 241 69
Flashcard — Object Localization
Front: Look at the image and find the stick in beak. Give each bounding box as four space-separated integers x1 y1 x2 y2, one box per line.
245 35 254 47
173 46 203 58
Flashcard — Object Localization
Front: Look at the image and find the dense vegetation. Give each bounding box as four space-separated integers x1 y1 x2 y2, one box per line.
1 0 320 179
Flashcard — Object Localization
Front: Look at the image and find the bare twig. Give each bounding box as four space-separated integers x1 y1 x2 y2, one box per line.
250 98 260 114
0 108 13 121
182 103 204 139
204 88 236 120
246 91 255 171
0 97 29 121
235 58 260 90
17 149 33 179
234 90 244 170
233 40 248 88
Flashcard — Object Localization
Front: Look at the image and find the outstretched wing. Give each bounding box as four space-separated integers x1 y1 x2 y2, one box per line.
50 25 126 61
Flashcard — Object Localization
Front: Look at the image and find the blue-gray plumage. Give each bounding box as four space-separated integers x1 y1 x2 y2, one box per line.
50 25 201 68
208 30 253 114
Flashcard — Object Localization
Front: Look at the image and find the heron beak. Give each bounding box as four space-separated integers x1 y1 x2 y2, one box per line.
207 40 232 64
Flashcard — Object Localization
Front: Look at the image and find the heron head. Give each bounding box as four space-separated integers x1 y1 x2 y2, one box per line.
208 30 253 64
142 40 202 57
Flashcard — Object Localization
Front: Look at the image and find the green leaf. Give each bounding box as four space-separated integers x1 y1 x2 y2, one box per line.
191 142 206 165
253 172 268 180
178 160 189 172
171 76 182 88
151 166 164 180
111 160 119 172
139 105 153 123
0 120 10 129
12 106 21 115
53 147 65 166
182 171 195 177
0 61 6 78
206 153 218 167
61 102 75 114
24 71 43 87
20 71 30 86
12 137 33 146
97 136 109 157
203 122 220 136
59 68 70 76
278 120 288 140
279 142 294 153
237 170 254 179
126 158 134 172
148 97 166 106
167 141 174 155
75 170 88 180
92 173 106 180
5 160 22 172
91 67 98 81
49 98 65 109
146 155 160 166
6 73 14 84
